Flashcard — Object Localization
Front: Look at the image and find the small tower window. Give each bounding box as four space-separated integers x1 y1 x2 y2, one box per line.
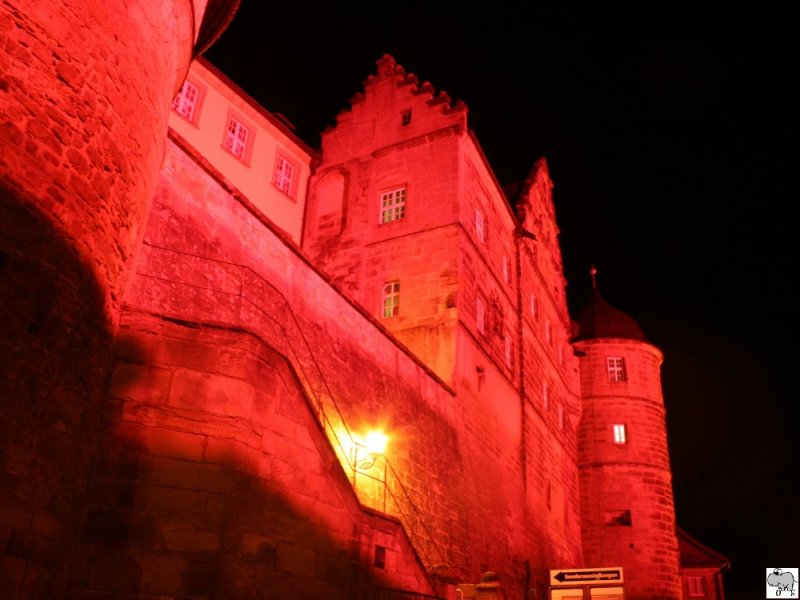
604 509 632 526
380 187 407 224
613 423 627 444
607 356 627 382
476 297 485 334
401 110 412 125
475 209 485 242
382 281 400 318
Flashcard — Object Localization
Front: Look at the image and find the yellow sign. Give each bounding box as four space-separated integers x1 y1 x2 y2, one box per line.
550 567 624 586
590 586 625 600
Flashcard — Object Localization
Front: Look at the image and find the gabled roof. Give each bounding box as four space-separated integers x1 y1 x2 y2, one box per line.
678 528 731 570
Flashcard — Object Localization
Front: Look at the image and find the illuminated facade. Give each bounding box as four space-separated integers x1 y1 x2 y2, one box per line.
0 5 726 599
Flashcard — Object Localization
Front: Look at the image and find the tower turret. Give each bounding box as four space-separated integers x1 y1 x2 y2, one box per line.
574 268 682 599
0 2 239 596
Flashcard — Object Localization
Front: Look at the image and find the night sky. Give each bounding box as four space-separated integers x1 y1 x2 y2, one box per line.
205 7 796 597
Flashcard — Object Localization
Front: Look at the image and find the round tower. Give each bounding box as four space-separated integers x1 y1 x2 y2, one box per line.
0 2 238 595
574 268 682 600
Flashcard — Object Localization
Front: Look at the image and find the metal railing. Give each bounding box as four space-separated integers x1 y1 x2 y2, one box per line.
135 243 448 572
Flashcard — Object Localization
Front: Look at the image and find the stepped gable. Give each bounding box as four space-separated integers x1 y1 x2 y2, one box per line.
514 157 557 231
321 54 467 150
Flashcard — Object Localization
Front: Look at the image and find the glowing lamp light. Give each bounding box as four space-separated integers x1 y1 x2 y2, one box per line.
363 430 388 455
352 429 389 470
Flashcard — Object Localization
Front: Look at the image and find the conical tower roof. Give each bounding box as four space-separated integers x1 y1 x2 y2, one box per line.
573 266 645 342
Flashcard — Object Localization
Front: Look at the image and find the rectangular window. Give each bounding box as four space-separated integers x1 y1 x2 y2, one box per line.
475 208 485 242
172 80 199 122
504 334 512 368
543 381 549 410
530 294 537 319
374 545 387 569
223 116 249 160
274 155 295 196
382 281 400 318
613 424 627 444
380 187 407 224
401 110 412 126
607 356 627 382
476 297 485 334
687 576 706 597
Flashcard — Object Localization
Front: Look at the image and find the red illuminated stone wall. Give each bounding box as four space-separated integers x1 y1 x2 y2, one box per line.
65 313 432 598
575 339 682 599
0 2 230 596
118 134 589 597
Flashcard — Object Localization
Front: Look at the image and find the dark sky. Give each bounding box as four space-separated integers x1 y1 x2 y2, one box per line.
205 7 796 597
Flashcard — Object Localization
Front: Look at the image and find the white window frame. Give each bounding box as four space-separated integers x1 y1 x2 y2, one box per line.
613 424 627 444
686 575 706 597
382 281 400 318
274 154 295 197
172 80 200 122
380 187 407 224
223 116 249 160
607 356 627 382
475 208 485 242
476 297 485 334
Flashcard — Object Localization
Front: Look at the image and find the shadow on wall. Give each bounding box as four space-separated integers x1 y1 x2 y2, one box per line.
0 190 114 597
0 190 423 598
67 311 424 599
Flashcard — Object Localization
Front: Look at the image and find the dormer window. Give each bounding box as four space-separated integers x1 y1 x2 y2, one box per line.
401 110 412 126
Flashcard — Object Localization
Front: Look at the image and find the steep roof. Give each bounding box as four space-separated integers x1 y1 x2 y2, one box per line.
573 268 645 342
677 528 731 570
